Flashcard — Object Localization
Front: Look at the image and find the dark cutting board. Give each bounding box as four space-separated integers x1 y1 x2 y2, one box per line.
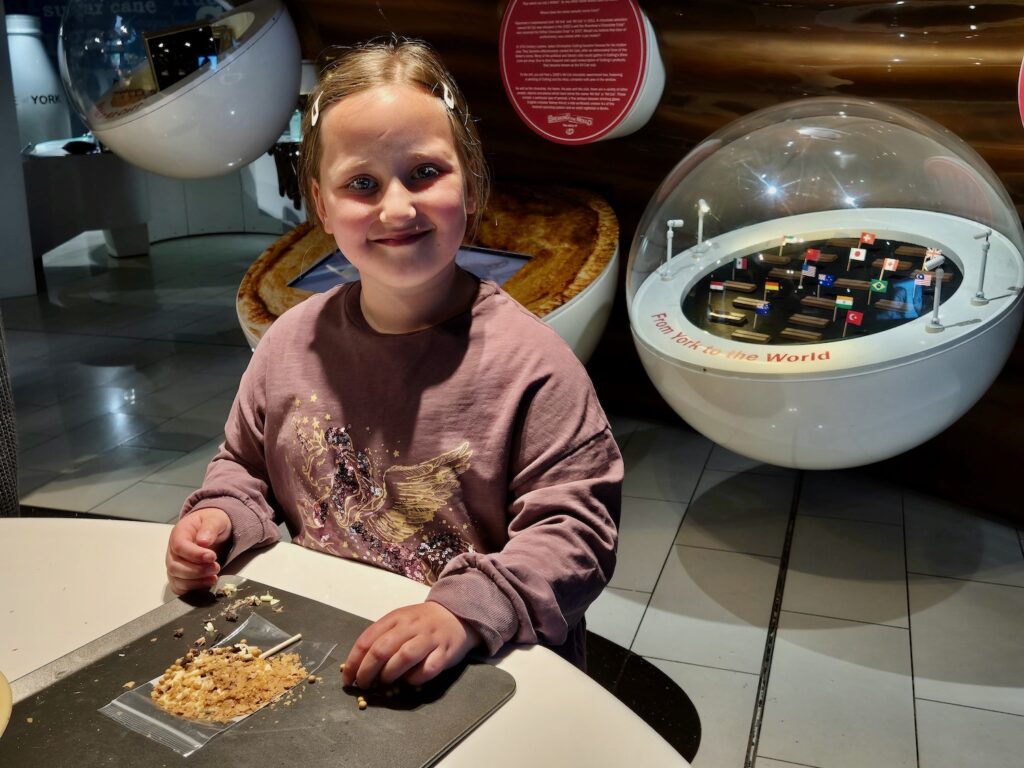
0 580 515 767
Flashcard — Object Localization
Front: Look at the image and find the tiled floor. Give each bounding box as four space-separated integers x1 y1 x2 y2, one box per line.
4 232 1024 767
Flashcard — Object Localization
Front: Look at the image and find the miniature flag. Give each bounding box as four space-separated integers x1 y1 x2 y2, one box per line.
818 273 836 287
804 248 821 262
914 272 932 286
835 294 854 309
849 247 867 261
846 310 864 326
710 281 725 291
802 263 817 277
781 234 797 244
925 247 942 260
860 232 876 245
882 257 900 271
765 280 781 292
755 302 771 315
870 279 889 293
735 257 748 269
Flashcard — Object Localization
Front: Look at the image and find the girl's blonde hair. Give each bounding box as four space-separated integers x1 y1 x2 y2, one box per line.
299 37 490 238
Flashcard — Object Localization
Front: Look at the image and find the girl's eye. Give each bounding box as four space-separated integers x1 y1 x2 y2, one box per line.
411 165 441 181
346 176 377 192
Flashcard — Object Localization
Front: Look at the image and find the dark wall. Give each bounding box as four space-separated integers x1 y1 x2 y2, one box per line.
295 0 1024 515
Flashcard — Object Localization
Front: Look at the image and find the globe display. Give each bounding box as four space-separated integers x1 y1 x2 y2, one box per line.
59 0 300 177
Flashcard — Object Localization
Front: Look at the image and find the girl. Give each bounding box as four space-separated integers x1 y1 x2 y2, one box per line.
165 38 621 689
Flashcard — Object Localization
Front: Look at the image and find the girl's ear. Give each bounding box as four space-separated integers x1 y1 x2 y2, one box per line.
311 180 333 233
464 182 477 216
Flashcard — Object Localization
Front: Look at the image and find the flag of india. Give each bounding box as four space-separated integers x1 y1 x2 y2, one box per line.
835 295 854 309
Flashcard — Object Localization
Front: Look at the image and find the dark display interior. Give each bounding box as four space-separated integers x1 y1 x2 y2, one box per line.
682 235 963 345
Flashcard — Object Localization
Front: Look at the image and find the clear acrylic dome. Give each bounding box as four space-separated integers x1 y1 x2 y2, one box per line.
626 94 1019 303
626 97 1024 469
628 96 1024 305
59 0 299 178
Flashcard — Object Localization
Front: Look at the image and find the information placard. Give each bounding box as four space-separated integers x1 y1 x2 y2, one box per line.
499 0 661 144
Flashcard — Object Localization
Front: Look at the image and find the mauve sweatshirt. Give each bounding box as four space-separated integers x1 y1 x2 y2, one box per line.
182 278 621 666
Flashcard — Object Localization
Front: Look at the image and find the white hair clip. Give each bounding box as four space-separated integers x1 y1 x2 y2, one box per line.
311 93 321 127
441 82 455 111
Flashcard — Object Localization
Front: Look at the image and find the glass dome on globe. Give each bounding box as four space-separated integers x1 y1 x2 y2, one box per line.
627 97 1024 469
59 0 300 178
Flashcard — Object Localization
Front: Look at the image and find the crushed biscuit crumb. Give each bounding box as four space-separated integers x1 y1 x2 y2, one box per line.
122 681 135 690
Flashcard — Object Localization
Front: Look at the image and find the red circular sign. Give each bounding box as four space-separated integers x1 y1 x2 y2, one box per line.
500 0 649 145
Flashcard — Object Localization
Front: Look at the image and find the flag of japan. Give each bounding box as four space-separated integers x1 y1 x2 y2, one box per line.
846 310 864 326
849 247 867 261
883 257 900 271
915 272 933 286
710 281 725 291
860 232 876 245
804 248 821 262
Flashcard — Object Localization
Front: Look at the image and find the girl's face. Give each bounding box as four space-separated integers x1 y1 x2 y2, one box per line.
311 84 473 295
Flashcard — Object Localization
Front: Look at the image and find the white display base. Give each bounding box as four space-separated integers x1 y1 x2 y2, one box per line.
630 208 1024 468
544 247 619 363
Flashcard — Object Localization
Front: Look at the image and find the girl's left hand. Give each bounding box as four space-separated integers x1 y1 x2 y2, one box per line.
342 601 481 689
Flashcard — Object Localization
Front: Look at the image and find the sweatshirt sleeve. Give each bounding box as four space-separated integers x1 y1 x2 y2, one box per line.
180 339 281 564
427 422 622 656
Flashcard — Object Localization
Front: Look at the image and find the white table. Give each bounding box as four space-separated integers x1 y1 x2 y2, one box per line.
0 518 689 766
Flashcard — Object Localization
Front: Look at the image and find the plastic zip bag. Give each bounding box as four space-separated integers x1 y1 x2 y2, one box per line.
99 613 336 756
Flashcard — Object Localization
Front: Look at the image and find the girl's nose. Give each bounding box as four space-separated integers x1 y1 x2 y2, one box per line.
378 179 416 225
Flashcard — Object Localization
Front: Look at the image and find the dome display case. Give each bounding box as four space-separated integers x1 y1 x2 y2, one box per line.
627 97 1024 469
58 0 299 178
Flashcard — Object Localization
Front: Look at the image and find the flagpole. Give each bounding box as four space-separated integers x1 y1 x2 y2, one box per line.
843 318 849 338
832 303 838 322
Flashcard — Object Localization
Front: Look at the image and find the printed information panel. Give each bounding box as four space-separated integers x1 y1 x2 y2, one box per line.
500 0 649 144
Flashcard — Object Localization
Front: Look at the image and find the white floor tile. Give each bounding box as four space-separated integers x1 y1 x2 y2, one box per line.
755 759 820 768
145 437 221 488
905 492 1024 587
17 468 60 498
916 699 1024 768
758 611 916 768
125 411 228 452
20 445 185 511
784 516 908 627
633 545 778 673
649 657 759 768
585 587 650 650
676 470 795 558
798 470 902 525
89 480 192 523
611 496 687 591
18 412 169 472
621 424 713 503
909 574 1024 716
705 444 796 477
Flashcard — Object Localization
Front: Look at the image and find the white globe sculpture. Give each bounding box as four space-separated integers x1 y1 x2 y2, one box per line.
627 97 1024 469
59 0 300 178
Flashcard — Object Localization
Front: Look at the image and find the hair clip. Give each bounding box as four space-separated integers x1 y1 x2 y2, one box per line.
311 93 321 127
441 82 455 111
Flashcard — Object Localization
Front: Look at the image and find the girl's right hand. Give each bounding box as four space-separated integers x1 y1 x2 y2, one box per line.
165 508 232 595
